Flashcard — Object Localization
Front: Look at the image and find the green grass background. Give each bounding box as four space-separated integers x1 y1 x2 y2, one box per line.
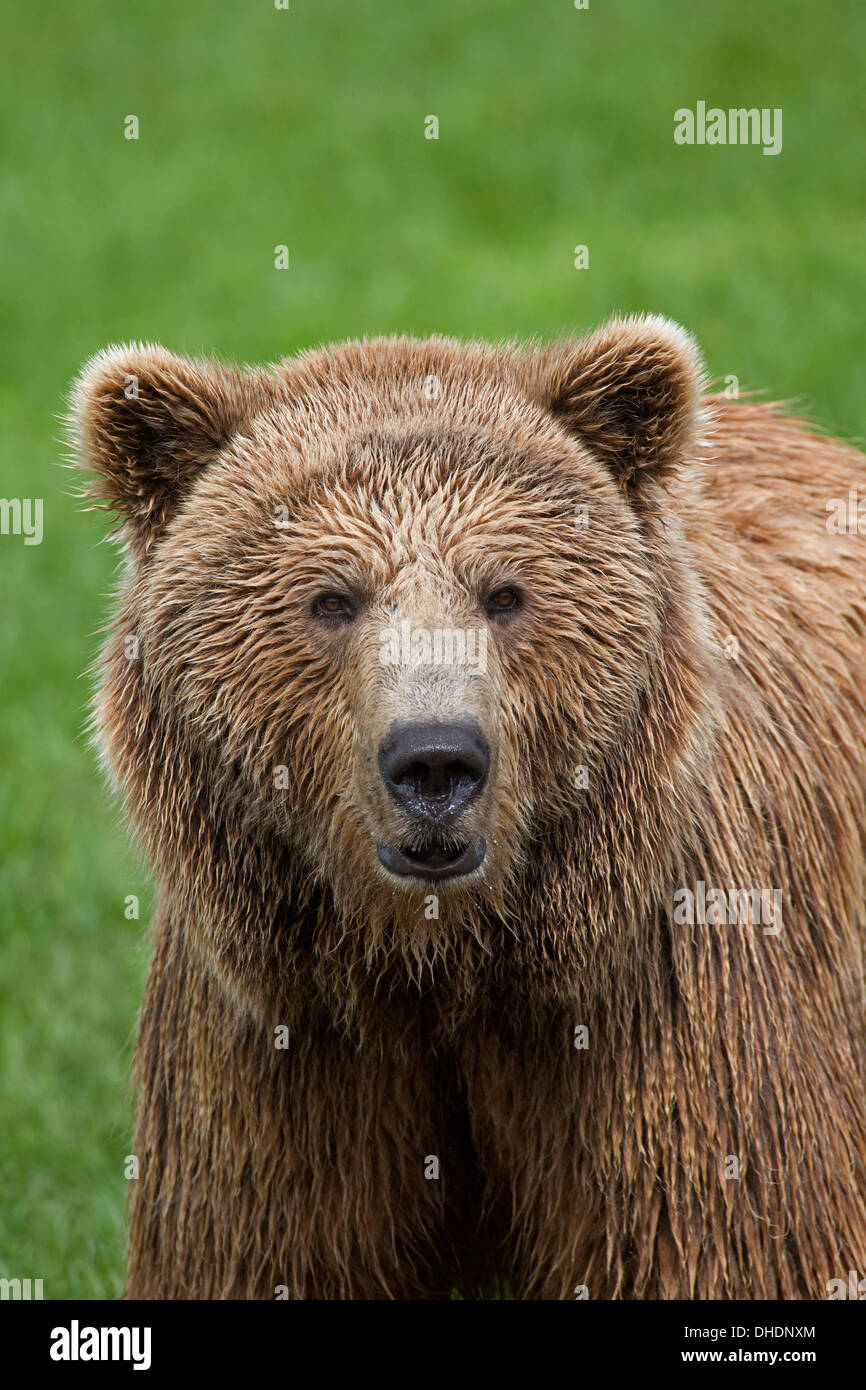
1 0 864 1298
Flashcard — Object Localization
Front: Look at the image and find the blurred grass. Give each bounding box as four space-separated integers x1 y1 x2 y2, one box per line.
1 0 864 1298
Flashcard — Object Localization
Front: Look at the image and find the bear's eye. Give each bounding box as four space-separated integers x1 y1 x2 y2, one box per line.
485 587 521 617
312 592 356 624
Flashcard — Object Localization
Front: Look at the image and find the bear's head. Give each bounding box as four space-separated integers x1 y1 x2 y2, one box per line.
73 317 718 1011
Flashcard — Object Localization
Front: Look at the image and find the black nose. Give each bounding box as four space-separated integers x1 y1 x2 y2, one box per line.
379 720 490 820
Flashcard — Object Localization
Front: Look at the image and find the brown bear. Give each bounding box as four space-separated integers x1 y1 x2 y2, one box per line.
72 315 866 1299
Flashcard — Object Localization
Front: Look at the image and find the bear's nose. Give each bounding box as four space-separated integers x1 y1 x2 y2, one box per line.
379 720 489 820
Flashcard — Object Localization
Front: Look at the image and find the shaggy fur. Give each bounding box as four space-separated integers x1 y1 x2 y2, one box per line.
72 315 866 1299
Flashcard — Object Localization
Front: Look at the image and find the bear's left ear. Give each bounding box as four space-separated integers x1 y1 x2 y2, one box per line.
543 314 707 491
70 343 265 558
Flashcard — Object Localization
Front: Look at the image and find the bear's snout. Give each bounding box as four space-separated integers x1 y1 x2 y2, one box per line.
375 718 490 881
378 718 489 820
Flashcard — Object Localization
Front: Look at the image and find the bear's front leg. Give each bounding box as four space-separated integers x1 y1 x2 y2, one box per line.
461 979 866 1300
126 920 469 1299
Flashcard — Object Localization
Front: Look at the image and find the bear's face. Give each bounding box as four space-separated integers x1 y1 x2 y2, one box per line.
74 317 707 947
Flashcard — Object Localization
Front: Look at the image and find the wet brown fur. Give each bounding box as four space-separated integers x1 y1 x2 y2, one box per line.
72 316 866 1298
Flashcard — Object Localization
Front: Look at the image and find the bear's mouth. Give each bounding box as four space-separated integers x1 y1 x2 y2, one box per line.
377 837 486 881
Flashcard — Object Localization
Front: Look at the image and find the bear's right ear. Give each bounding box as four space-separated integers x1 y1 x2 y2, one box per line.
70 344 263 557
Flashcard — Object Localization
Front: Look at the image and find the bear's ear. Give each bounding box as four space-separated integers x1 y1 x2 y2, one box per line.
70 344 263 556
544 314 706 491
